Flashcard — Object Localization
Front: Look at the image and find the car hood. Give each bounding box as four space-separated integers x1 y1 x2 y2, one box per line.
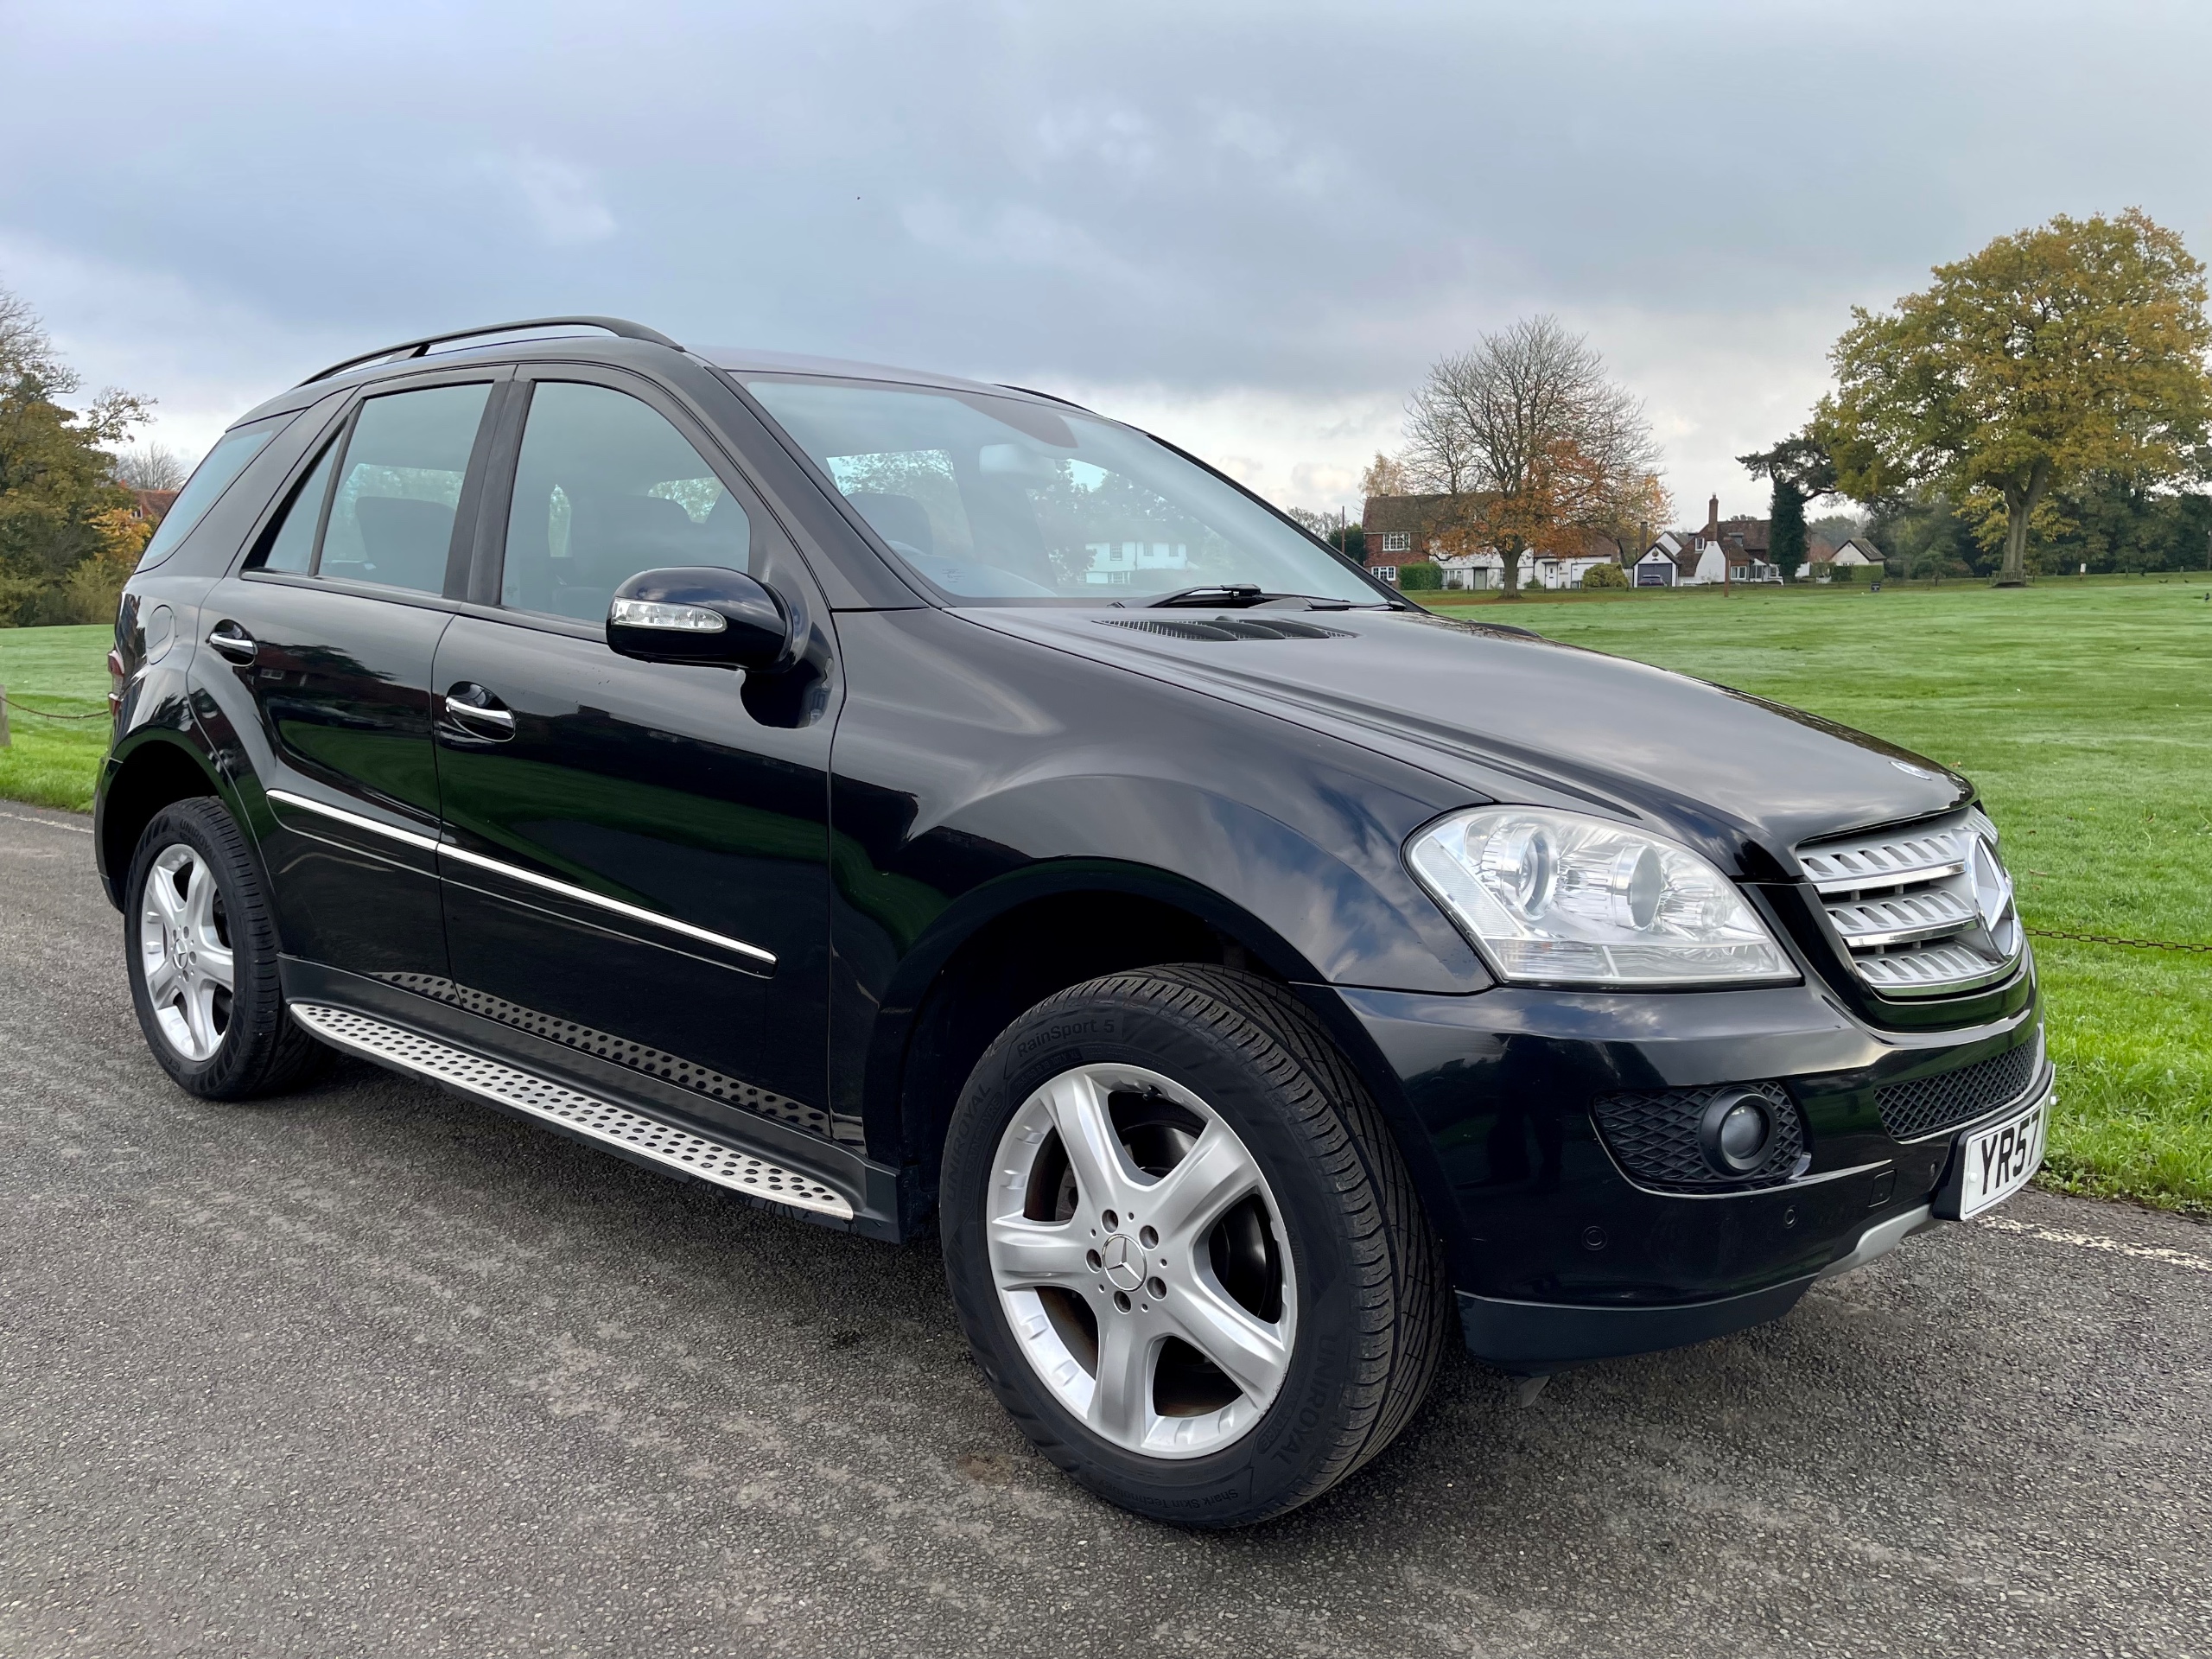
954 606 1971 880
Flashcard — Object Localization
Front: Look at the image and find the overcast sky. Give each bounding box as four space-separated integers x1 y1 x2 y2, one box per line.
6 0 2209 523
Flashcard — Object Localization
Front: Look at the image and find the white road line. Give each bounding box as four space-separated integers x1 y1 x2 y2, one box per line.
0 808 92 836
1977 1214 2212 1274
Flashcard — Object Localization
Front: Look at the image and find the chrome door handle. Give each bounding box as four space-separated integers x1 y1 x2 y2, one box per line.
206 621 257 665
441 690 516 738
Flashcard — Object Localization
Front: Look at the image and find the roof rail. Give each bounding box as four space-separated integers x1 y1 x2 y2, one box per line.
297 315 683 387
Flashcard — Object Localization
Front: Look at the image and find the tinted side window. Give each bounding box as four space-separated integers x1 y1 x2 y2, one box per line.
254 441 338 574
319 384 492 594
501 381 749 622
135 419 284 572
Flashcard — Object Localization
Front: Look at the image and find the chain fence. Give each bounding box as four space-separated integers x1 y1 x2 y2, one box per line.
1 693 108 721
2026 925 2212 957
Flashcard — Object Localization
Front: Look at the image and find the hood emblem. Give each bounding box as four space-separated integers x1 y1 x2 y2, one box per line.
1890 760 1939 780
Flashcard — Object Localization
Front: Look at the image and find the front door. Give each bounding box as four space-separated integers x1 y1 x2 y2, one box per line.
201 371 505 978
431 368 844 1142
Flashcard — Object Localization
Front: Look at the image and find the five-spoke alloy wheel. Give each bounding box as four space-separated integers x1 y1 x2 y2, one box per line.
987 1061 1297 1459
137 841 238 1063
943 965 1449 1527
124 798 327 1099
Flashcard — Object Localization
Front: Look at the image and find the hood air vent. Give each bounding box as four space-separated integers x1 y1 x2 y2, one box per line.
1096 616 1354 643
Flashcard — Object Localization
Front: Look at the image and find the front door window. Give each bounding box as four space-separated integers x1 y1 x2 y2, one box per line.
499 381 750 621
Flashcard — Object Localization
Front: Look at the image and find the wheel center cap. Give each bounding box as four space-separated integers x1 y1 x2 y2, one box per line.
1101 1232 1145 1293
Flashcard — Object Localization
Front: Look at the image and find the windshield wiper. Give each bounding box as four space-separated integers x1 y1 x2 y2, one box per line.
1142 584 1264 608
1129 585 1395 611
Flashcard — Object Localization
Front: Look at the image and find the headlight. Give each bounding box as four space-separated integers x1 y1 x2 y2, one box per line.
1407 807 1796 988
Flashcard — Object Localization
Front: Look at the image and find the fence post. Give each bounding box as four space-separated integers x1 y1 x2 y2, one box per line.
0 685 10 748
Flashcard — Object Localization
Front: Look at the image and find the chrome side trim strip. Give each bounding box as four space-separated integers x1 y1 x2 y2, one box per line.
266 787 442 854
268 786 777 969
289 1003 853 1220
435 842 776 968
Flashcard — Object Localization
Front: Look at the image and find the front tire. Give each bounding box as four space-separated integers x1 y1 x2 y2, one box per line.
941 965 1449 1527
124 798 327 1100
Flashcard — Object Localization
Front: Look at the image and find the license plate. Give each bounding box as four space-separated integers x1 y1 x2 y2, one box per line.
1947 1094 2048 1219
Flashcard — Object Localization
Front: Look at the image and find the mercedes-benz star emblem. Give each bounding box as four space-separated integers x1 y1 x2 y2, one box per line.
1101 1233 1146 1293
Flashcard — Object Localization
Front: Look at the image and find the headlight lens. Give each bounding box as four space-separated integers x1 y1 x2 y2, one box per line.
1407 807 1796 987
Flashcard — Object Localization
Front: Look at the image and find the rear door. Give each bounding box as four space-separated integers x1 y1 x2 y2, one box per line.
430 365 846 1141
201 368 507 976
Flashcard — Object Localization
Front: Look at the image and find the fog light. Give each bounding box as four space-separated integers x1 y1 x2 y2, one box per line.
1699 1090 1776 1175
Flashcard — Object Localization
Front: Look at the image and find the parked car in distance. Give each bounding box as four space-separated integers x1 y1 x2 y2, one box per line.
100 317 2050 1526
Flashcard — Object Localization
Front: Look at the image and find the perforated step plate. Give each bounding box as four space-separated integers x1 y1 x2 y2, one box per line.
290 1003 855 1221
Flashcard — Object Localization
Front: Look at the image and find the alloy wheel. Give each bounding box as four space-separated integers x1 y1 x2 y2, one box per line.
137 842 236 1063
985 1062 1297 1459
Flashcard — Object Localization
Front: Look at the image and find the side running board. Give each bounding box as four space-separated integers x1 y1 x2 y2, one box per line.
289 1003 855 1222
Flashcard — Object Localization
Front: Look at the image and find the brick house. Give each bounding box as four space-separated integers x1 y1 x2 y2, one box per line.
129 488 181 524
1361 493 1630 589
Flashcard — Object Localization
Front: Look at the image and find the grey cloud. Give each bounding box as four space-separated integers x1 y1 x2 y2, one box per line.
4 0 2207 511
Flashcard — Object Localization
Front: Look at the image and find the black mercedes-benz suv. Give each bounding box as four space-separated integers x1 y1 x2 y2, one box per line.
99 316 2050 1526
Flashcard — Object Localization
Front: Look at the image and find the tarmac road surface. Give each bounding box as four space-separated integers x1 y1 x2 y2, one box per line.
3 800 2208 1658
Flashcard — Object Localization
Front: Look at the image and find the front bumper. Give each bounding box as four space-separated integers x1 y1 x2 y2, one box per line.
1337 969 2042 1372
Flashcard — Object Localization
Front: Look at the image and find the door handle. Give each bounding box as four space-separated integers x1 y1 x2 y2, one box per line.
441 684 516 740
206 620 257 666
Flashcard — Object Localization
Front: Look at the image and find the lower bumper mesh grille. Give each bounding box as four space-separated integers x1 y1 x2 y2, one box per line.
1592 1083 1805 1192
1875 1037 2044 1141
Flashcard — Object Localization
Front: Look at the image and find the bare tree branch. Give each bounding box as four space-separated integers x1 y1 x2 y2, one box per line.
1400 315 1667 594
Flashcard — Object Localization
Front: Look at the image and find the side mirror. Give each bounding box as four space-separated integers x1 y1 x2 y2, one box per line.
606 567 804 672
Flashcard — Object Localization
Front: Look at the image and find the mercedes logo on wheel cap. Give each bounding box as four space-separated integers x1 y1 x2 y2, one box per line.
1101 1233 1146 1293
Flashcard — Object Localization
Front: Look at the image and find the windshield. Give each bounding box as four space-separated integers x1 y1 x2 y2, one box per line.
744 376 1385 605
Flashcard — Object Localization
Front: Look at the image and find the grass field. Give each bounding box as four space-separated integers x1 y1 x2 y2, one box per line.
1427 575 2212 1214
4 579 2209 1212
0 624 112 814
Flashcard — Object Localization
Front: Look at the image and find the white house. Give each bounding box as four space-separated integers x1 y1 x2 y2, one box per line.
1085 540 1189 586
1530 550 1619 589
1639 519 1783 587
1633 537 1689 586
1796 535 1884 581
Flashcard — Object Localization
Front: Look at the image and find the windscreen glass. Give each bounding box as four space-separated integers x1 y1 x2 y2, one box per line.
744 377 1381 604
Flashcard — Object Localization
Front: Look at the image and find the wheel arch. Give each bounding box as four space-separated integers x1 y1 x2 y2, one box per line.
865 860 1446 1235
98 732 227 906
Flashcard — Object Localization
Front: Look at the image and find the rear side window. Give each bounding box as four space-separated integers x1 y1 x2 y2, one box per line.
136 419 284 571
316 384 492 594
257 442 338 575
500 381 749 622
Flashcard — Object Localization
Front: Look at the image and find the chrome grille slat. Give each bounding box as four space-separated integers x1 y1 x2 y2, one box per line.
1802 830 1967 895
290 1003 855 1220
1798 812 2022 998
1826 887 1979 947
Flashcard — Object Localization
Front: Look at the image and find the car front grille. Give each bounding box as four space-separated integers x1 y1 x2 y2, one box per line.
1798 810 2024 997
1591 1082 1806 1192
1875 1033 2045 1141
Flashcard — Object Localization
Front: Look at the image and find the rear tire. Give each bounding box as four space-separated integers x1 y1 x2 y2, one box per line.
941 964 1449 1527
124 798 329 1100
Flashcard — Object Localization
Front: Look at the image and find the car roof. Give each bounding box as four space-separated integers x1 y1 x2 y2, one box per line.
697 345 1059 402
232 334 1089 431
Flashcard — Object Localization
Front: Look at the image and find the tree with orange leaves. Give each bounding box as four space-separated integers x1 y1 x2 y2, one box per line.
1400 316 1668 596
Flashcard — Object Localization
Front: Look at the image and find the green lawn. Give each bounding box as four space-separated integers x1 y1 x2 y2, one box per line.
1427 576 2212 1214
0 624 112 813
5 582 2209 1211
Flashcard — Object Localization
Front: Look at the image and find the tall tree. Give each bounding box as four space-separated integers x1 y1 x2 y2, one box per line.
1823 209 2212 586
115 441 189 492
1738 431 1837 583
1400 316 1665 596
0 283 151 623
